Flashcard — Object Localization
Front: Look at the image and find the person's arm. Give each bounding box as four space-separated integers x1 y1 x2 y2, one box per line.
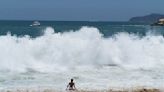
66 84 69 90
73 83 76 90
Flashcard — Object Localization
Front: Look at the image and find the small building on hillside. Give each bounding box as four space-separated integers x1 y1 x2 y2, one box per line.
151 18 164 26
158 18 164 24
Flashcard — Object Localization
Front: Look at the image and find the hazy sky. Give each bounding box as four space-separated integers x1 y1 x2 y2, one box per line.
0 0 164 21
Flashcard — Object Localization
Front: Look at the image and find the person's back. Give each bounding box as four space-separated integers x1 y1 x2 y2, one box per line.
66 79 76 90
69 82 74 88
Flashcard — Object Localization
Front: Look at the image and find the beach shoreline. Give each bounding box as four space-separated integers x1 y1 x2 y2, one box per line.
0 86 162 92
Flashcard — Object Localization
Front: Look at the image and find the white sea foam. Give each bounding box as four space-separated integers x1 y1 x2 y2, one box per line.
0 26 164 90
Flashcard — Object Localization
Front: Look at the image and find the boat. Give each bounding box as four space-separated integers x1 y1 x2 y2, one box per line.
30 21 41 26
151 18 164 26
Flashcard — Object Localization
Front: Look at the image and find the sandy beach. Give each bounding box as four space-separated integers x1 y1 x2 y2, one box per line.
0 87 162 92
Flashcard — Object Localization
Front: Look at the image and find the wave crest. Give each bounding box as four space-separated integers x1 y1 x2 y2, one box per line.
0 26 164 73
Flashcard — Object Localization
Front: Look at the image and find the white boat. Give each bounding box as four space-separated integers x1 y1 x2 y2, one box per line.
30 21 41 26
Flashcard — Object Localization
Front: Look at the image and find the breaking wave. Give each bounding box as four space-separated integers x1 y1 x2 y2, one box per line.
0 26 164 73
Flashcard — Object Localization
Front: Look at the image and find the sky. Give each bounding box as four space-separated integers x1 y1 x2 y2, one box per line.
0 0 164 21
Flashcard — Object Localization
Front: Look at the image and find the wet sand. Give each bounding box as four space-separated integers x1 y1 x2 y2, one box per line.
0 87 162 92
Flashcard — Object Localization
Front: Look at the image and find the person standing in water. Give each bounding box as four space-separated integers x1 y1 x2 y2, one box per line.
66 79 76 90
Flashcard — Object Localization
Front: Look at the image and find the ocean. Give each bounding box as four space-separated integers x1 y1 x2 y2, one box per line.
0 21 164 91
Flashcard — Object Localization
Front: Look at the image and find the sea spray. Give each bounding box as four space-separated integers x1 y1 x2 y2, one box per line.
0 27 164 89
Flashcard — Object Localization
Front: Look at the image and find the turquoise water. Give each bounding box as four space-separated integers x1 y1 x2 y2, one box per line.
0 21 162 37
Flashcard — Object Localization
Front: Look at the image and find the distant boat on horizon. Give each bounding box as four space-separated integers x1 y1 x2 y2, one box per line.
30 21 41 26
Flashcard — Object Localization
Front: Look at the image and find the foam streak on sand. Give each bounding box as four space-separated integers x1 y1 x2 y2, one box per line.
0 27 164 90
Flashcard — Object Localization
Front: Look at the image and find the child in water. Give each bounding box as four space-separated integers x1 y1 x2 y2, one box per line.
66 79 76 90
